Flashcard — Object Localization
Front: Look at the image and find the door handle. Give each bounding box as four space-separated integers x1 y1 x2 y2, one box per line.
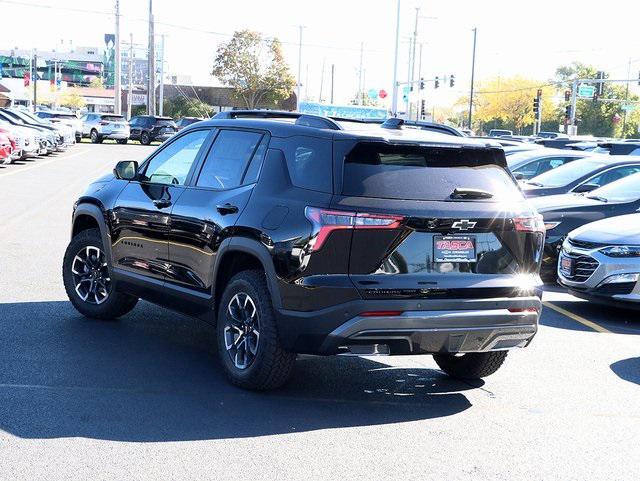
153 199 172 208
216 203 239 215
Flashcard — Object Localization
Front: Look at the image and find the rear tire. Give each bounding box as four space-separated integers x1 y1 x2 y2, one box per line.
62 228 138 320
90 130 103 144
140 132 151 145
216 270 296 390
433 351 508 380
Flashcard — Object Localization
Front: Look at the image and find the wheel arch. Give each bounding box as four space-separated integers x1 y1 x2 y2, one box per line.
72 202 113 266
213 237 282 316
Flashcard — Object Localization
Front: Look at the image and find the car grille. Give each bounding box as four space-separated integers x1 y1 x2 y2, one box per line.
567 238 606 250
595 282 636 296
562 252 599 282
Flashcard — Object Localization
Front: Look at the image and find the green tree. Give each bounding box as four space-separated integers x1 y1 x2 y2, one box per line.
89 77 105 89
58 89 86 110
212 30 296 109
162 96 213 119
554 62 631 137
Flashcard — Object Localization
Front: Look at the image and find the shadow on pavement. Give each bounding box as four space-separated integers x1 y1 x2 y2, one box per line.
540 300 640 335
610 358 640 386
0 300 476 442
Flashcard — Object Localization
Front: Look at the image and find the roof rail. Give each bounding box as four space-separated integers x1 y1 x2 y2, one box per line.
212 110 343 130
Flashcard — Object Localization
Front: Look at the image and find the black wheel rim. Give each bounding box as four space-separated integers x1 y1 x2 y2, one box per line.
224 292 260 370
71 246 111 305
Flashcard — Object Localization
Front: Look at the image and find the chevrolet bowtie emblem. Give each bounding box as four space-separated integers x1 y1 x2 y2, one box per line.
451 219 477 231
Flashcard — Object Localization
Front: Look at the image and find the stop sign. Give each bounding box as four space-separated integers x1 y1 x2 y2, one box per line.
379 89 388 99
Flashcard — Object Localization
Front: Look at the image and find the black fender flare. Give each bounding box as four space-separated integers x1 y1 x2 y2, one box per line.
213 236 282 310
72 202 113 267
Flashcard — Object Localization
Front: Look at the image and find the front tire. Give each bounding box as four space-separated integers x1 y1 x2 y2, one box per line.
433 351 508 380
62 228 138 320
216 270 296 390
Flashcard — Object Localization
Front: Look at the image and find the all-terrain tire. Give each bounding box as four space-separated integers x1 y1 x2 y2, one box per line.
216 270 296 390
433 351 508 380
62 228 138 320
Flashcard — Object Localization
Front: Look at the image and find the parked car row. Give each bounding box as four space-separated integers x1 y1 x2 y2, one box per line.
0 107 77 164
80 114 205 145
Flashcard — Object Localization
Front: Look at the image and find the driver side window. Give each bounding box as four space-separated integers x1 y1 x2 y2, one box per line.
141 129 210 185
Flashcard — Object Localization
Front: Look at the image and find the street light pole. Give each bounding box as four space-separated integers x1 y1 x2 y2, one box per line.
467 27 477 130
127 33 133 120
147 0 156 116
296 25 304 111
391 0 401 116
114 0 121 115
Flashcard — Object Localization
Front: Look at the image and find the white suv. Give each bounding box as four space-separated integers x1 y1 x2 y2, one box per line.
81 113 130 144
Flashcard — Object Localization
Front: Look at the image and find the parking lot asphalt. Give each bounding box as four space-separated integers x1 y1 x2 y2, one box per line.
1 143 639 481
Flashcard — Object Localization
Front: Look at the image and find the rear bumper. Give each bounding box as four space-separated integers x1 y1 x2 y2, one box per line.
276 296 541 355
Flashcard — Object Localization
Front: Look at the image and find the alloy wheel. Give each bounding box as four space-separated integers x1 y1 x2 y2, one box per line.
224 292 260 370
71 246 111 304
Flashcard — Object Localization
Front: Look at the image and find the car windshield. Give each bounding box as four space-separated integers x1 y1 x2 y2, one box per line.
157 119 176 127
528 159 606 187
587 172 640 202
52 113 78 119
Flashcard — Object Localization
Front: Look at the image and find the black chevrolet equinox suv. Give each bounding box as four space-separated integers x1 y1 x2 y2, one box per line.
63 111 545 390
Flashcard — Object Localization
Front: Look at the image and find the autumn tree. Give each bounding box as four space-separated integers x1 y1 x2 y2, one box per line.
470 76 555 134
58 90 86 110
212 30 296 109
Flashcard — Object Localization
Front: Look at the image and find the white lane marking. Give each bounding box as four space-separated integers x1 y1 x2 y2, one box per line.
0 149 89 179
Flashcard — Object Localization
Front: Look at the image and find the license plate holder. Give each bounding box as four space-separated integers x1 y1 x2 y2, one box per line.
434 235 476 263
560 256 574 276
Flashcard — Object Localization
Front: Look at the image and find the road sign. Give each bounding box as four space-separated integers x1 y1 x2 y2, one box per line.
367 88 378 99
577 84 596 98
621 104 637 112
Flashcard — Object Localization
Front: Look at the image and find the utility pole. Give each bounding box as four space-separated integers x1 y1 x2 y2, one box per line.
32 52 37 112
147 0 156 116
467 28 477 130
410 8 419 90
358 42 364 105
114 0 122 115
330 64 335 104
569 79 578 134
416 42 423 121
391 0 401 116
406 37 412 116
304 63 309 101
623 57 631 135
159 34 165 116
319 58 325 102
296 25 304 111
127 33 133 120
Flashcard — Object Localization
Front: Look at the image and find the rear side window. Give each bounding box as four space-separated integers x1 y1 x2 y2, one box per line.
342 142 520 201
283 136 332 192
196 130 263 189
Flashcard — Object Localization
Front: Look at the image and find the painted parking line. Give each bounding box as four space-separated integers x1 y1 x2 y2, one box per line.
0 149 89 179
543 301 611 333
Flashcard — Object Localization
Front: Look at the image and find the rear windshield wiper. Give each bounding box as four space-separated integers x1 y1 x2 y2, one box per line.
450 188 494 199
586 195 608 203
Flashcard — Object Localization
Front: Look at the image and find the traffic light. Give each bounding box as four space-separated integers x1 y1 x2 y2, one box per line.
592 92 599 103
533 97 540 115
420 99 426 119
419 77 425 90
449 75 455 87
565 105 572 119
564 90 571 102
596 71 605 96
434 76 439 89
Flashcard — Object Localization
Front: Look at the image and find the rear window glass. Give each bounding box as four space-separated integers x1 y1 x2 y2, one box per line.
157 119 176 127
101 115 124 122
342 143 520 201
283 136 332 193
529 159 606 187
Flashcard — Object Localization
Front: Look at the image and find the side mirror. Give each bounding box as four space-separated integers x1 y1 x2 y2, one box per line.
114 160 138 180
514 172 525 180
573 183 598 193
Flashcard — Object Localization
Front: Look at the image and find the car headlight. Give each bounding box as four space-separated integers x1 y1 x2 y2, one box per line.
544 221 561 231
600 246 640 257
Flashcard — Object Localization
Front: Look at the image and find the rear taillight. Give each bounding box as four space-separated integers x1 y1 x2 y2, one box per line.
512 215 545 234
305 207 404 252
360 311 404 317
